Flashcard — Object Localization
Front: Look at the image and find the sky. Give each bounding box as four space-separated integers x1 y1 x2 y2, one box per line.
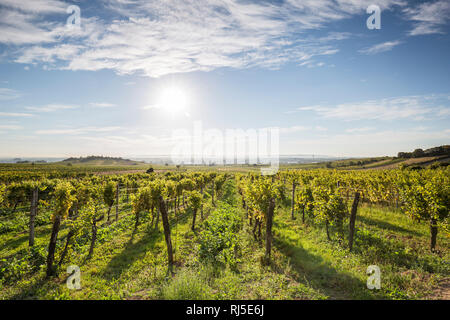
0 0 449 158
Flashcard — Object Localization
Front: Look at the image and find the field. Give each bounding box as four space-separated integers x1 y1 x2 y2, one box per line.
0 163 448 300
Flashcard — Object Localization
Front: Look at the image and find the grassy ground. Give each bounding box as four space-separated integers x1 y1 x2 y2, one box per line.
0 178 448 300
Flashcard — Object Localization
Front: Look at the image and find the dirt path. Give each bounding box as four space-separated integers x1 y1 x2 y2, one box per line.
368 156 444 170
428 278 450 300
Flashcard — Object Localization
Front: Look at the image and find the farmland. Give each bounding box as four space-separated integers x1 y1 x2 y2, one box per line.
0 162 448 300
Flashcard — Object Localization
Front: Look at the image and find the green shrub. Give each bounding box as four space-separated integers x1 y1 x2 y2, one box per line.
162 270 210 300
0 246 46 285
199 203 242 267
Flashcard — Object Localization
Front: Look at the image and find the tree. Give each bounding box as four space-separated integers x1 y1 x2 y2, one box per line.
348 192 360 252
243 176 281 263
159 195 174 274
88 185 106 258
312 184 347 241
46 181 74 277
0 184 5 206
103 181 116 222
398 152 411 158
188 190 202 232
412 148 425 158
265 198 275 264
132 186 152 235
58 182 93 266
399 169 449 251
5 183 30 214
295 186 314 224
214 174 227 199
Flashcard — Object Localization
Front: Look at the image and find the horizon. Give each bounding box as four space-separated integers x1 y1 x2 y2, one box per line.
0 1 449 158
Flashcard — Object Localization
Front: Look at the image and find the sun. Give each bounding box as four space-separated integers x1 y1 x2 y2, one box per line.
157 86 188 114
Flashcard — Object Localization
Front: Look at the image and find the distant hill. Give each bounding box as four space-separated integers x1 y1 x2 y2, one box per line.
60 156 145 166
316 145 450 170
398 145 450 159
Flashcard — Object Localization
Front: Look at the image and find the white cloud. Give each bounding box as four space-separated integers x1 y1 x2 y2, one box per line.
279 125 328 134
0 124 22 130
0 112 33 117
296 94 450 121
403 0 450 36
25 104 79 112
89 102 117 108
141 105 161 110
359 40 402 55
5 0 446 79
346 127 375 133
0 0 67 14
315 126 328 131
280 126 311 134
282 128 450 157
0 88 21 100
2 0 407 78
0 0 78 45
35 126 121 135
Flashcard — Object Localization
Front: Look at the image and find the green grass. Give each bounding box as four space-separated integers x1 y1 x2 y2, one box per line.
0 179 448 300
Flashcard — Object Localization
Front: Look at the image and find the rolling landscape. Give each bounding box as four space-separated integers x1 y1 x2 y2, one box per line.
0 0 449 307
0 146 448 300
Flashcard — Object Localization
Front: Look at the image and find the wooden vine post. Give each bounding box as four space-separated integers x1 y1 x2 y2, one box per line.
200 185 204 221
58 208 74 267
46 214 62 277
291 181 296 220
115 183 119 221
46 182 74 277
348 191 360 252
159 195 174 274
29 187 38 247
211 180 215 206
430 218 438 252
88 208 105 259
264 198 276 264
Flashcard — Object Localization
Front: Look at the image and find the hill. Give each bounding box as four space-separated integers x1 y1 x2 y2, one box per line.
288 145 450 170
60 156 145 166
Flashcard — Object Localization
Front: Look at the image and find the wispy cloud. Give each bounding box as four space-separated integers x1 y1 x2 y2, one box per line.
346 127 375 133
141 105 161 110
0 124 22 130
403 0 450 36
3 1 446 78
25 104 79 112
0 0 66 14
0 112 33 117
0 88 21 100
296 94 450 121
89 102 117 108
279 125 328 134
282 128 450 157
359 40 402 55
2 0 407 78
280 126 311 134
35 126 121 135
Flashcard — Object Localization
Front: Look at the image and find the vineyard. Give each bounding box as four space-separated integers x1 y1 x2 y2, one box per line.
0 165 448 300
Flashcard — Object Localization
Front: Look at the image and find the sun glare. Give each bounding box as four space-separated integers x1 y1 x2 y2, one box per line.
157 86 188 114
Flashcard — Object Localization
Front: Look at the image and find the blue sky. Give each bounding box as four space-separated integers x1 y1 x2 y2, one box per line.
0 0 449 158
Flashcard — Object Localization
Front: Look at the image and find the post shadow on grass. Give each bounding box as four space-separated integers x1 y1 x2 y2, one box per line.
0 226 53 259
351 230 440 273
272 235 389 300
101 230 161 281
9 277 48 300
356 215 423 238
